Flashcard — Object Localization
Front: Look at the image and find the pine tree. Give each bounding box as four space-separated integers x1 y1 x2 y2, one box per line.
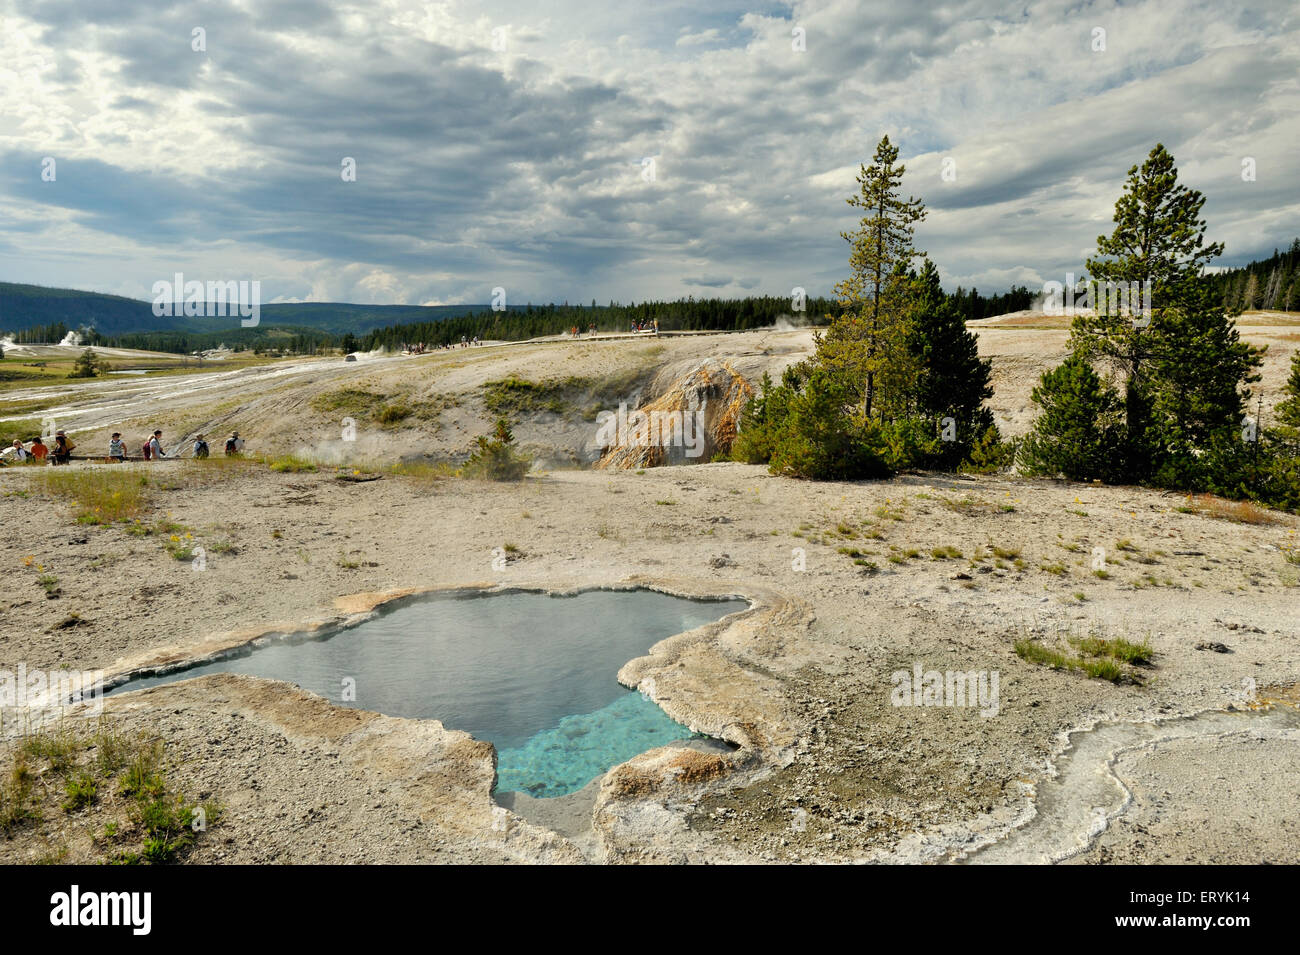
765 364 890 480
1148 276 1262 489
1071 145 1224 479
1020 356 1125 482
824 135 926 423
1069 143 1261 485
68 348 100 379
1277 351 1300 433
907 258 995 465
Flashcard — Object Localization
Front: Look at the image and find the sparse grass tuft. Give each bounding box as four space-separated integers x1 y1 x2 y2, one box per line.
1016 627 1154 683
1014 639 1074 670
3 719 219 862
376 403 412 427
62 771 98 812
31 470 150 525
389 459 457 483
1073 635 1154 665
268 455 318 473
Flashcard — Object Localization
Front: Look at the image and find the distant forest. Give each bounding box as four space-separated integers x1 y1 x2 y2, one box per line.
1210 238 1300 311
9 248 1297 358
3 285 1036 355
360 285 1037 352
2 322 338 356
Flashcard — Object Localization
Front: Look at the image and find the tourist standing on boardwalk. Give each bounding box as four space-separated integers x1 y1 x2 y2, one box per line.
149 430 166 459
109 433 126 461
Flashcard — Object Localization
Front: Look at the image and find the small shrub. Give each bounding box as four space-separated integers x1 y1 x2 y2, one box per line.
461 418 531 481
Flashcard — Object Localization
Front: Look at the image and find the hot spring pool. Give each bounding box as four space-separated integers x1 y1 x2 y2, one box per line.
108 589 747 797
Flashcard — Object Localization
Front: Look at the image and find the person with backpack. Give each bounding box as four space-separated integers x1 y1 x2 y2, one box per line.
224 431 244 456
52 431 74 465
148 430 165 460
108 433 126 462
193 434 210 458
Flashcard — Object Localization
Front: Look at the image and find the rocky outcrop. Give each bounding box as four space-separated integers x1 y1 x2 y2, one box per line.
593 358 753 469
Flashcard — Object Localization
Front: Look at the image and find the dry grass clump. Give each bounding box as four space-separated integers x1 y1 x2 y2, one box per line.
1184 494 1281 525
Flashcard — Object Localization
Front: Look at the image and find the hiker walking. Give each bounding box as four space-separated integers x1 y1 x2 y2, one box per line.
108 433 126 462
148 430 166 460
193 433 210 458
224 431 244 456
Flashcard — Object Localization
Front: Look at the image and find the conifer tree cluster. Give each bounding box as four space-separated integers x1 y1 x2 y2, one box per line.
1022 144 1298 509
733 136 1002 479
735 137 1296 510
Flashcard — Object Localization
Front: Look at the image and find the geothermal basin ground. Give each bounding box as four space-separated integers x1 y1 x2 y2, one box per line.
1 319 1298 864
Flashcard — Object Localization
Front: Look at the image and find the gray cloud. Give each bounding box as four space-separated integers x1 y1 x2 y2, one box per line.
1 0 1296 306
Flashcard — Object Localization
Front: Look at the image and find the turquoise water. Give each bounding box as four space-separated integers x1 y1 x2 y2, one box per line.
108 589 745 797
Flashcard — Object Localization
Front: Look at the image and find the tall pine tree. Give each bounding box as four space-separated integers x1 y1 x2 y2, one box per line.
822 135 926 424
1068 143 1261 486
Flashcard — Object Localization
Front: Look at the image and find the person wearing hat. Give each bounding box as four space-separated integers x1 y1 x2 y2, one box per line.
224 431 244 456
192 433 210 458
108 432 126 462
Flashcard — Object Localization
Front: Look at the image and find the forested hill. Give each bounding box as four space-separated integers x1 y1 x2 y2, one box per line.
2 278 1039 343
0 283 497 337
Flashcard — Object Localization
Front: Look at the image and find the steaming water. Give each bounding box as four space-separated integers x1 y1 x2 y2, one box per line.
108 589 747 797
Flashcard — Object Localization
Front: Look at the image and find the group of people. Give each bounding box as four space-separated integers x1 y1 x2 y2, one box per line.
566 320 657 337
5 431 75 465
3 429 245 465
400 336 482 354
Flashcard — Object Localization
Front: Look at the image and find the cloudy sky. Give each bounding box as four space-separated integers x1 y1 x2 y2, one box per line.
1 0 1297 307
